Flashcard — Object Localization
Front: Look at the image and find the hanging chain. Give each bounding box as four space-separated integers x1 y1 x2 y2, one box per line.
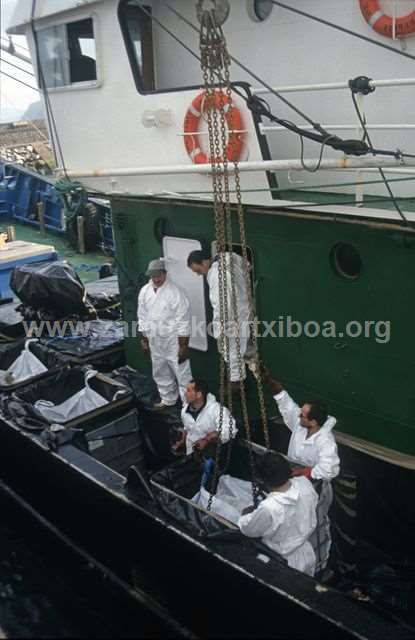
198 5 269 507
200 9 233 508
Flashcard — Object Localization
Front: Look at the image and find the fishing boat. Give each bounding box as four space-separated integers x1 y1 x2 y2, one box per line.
2 0 415 637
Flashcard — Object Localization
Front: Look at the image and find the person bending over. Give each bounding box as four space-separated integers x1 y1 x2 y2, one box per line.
238 453 318 576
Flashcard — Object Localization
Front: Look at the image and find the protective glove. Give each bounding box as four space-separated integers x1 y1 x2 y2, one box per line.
178 344 189 364
291 466 313 479
178 337 190 364
140 337 150 357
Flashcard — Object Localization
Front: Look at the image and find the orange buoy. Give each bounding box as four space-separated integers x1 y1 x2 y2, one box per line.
183 91 244 164
359 0 415 38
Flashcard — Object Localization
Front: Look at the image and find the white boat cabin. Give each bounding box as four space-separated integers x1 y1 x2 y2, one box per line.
7 0 415 218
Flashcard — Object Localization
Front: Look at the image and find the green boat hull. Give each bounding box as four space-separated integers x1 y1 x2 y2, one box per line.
111 196 415 458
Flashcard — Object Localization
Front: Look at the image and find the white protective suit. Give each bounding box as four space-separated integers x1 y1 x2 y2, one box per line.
274 389 340 571
181 392 238 455
138 278 192 406
238 476 318 576
274 390 340 481
207 252 250 382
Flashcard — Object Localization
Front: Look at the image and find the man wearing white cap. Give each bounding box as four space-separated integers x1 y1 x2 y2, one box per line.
138 258 193 410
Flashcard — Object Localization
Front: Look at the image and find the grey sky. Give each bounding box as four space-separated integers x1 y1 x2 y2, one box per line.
1 0 38 122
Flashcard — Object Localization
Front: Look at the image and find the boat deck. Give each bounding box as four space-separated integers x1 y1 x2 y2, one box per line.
0 219 110 288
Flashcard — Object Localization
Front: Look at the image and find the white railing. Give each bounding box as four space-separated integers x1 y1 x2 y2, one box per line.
0 38 32 65
253 75 415 201
260 124 415 133
253 77 415 95
63 156 415 179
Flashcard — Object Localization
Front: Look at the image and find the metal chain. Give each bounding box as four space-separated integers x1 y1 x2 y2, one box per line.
233 170 271 450
211 48 235 474
202 18 235 475
200 12 232 507
198 6 267 507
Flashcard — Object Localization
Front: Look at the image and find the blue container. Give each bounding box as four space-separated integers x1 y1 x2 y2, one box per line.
0 162 64 233
0 162 114 254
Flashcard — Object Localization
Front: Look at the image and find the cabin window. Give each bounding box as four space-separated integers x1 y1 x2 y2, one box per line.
36 18 97 89
330 243 362 280
119 1 155 93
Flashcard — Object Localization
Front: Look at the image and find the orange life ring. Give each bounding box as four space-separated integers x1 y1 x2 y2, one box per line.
359 0 415 38
183 90 244 164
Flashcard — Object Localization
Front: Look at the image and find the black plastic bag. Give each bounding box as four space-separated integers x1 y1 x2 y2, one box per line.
0 302 25 340
10 261 94 318
111 366 159 408
85 276 121 320
0 367 132 429
43 320 123 355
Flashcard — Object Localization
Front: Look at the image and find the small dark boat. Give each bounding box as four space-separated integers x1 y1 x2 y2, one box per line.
0 371 413 640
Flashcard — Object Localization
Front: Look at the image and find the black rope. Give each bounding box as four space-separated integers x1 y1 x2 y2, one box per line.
162 4 412 162
246 94 402 157
139 5 203 67
299 135 337 173
165 2 325 132
270 0 415 62
350 91 409 225
2 58 35 77
0 70 38 92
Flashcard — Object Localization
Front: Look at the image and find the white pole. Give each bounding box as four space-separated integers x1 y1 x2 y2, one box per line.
253 77 415 95
355 94 365 206
343 167 415 175
60 156 415 179
259 124 415 133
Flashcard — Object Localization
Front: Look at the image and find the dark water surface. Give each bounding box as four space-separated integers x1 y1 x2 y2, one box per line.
0 521 118 638
0 489 181 639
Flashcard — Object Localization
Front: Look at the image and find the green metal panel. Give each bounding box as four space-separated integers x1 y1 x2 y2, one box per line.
111 196 415 456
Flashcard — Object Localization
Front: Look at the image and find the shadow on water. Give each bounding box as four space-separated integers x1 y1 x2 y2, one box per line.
0 478 191 639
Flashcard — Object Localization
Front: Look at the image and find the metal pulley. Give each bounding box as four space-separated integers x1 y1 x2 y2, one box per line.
196 0 230 26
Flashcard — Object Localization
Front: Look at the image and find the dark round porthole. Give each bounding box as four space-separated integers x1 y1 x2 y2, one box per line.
247 0 273 22
330 243 362 280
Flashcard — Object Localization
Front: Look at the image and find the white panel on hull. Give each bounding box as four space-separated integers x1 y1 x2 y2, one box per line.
162 236 208 352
